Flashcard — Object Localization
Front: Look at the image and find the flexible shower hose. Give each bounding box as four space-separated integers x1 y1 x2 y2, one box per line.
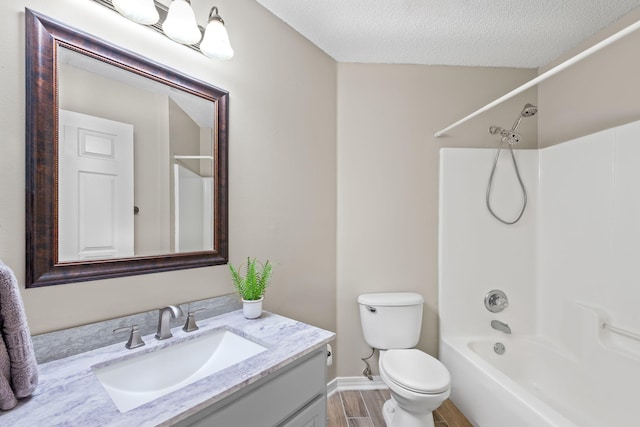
486 141 527 225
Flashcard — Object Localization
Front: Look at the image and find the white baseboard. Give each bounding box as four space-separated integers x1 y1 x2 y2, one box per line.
327 376 388 396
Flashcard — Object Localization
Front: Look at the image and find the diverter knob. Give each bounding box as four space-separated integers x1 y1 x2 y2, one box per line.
484 289 508 313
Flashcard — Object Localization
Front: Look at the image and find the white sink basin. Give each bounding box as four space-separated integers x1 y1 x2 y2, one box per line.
92 328 267 412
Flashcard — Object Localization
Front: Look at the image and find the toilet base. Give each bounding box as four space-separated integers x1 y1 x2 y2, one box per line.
383 397 435 427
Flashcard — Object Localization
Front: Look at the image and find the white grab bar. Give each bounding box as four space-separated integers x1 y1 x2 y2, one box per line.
601 322 640 342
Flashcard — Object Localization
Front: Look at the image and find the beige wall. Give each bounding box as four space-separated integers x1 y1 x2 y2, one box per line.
336 63 537 376
1 0 337 375
538 7 640 147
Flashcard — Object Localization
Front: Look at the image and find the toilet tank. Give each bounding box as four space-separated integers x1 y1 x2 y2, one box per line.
357 292 424 349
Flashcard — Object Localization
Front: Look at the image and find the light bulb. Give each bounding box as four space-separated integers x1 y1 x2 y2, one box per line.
112 0 159 25
162 0 202 45
200 8 234 60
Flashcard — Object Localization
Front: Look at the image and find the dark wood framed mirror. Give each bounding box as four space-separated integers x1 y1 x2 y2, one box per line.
25 9 228 287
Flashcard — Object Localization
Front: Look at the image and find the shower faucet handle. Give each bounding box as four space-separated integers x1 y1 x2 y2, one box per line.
491 294 508 309
485 289 509 313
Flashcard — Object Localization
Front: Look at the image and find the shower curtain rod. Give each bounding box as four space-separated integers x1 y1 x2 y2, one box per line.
434 18 640 138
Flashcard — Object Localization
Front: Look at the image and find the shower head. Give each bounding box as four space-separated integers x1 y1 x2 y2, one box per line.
510 103 538 131
520 103 538 117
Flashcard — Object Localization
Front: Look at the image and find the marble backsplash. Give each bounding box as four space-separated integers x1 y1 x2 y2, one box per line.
31 294 241 364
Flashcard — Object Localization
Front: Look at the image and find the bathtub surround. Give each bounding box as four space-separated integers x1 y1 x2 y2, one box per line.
2 310 334 426
439 148 539 340
439 118 640 427
0 261 38 410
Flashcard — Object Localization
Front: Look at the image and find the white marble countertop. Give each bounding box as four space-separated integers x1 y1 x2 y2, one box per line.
1 310 335 426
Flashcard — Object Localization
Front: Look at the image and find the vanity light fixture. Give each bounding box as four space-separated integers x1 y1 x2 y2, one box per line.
199 7 234 60
93 0 234 59
112 0 159 25
162 0 202 45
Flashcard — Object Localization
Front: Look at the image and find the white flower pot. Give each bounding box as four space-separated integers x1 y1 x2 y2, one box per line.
242 297 264 319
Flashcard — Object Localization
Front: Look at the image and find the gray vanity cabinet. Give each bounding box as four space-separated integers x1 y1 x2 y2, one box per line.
175 348 327 427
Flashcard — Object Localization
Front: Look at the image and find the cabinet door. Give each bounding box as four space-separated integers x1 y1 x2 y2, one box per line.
280 395 326 427
178 350 327 427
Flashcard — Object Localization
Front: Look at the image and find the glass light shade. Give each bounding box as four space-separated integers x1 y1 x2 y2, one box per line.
162 0 202 45
200 19 234 60
112 0 159 25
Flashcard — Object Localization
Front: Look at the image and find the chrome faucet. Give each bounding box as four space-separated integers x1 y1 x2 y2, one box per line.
491 320 512 334
155 305 183 340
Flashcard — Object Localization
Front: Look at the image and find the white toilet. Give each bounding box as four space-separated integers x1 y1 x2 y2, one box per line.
358 292 451 427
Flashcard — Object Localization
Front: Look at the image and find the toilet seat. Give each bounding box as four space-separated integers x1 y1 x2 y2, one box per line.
381 349 450 394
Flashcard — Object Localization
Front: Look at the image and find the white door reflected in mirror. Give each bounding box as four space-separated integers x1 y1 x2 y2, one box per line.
58 110 134 262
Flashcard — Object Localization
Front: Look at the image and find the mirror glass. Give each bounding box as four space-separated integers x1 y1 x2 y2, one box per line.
57 47 215 260
25 9 228 287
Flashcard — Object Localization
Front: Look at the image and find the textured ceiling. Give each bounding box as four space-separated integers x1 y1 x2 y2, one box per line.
254 0 640 68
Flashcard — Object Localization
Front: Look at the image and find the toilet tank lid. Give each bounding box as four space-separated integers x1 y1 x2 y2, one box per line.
357 292 424 307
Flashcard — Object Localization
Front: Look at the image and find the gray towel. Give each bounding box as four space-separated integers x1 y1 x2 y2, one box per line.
0 261 38 410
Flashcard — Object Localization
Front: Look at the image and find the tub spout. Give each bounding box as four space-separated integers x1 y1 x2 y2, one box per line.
491 320 511 334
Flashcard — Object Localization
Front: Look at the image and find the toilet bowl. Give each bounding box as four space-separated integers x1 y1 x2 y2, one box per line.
357 292 451 427
379 349 450 427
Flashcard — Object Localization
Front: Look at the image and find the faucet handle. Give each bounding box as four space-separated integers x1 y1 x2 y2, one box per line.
114 324 145 349
183 308 206 332
484 289 509 313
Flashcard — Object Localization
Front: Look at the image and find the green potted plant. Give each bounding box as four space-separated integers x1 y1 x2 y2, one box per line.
229 257 272 319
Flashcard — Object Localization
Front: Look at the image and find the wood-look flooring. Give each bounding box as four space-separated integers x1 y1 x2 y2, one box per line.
327 389 473 427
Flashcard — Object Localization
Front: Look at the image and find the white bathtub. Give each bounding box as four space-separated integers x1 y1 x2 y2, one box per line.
440 336 637 427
